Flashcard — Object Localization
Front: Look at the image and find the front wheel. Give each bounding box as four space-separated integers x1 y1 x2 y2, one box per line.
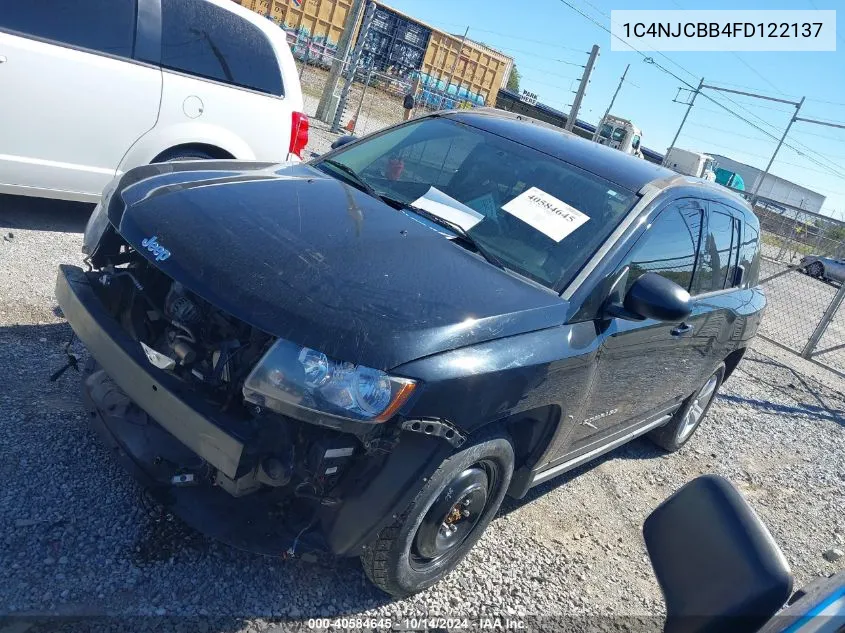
648 364 725 452
360 433 514 597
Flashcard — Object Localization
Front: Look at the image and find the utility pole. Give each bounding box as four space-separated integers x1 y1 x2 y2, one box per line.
592 63 628 141
331 1 376 132
315 0 366 122
663 78 703 166
751 96 804 205
438 27 469 110
565 45 598 132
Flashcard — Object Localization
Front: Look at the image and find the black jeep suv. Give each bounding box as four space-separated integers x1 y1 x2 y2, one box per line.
56 109 764 596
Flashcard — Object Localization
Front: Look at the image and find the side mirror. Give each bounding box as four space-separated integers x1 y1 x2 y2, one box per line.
330 135 357 150
606 272 692 322
644 475 793 633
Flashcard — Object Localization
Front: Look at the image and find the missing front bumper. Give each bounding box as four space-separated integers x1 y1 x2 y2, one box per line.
82 364 327 556
56 264 250 479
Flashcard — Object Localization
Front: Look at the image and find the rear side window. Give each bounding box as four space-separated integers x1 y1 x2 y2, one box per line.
693 203 741 293
161 0 283 96
738 222 761 286
623 200 705 293
0 0 137 58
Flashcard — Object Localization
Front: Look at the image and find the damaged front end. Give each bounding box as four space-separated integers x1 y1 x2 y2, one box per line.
57 191 450 557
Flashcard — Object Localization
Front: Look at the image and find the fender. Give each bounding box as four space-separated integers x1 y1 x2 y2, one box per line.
116 121 256 175
321 431 453 557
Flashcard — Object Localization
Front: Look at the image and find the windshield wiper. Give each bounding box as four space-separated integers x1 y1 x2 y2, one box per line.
379 195 508 271
318 161 507 271
320 159 381 199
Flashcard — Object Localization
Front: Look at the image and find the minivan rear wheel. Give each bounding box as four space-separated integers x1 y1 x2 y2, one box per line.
360 432 514 597
648 364 725 452
152 148 216 163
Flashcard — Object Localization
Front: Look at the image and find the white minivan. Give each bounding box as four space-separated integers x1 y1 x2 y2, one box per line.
0 0 308 203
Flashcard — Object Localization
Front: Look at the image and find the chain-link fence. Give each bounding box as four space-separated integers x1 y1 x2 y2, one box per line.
290 35 483 139
745 195 845 265
756 228 845 377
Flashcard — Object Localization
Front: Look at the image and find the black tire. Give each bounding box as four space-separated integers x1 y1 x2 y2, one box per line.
152 148 216 163
648 364 725 452
360 432 514 598
806 261 825 279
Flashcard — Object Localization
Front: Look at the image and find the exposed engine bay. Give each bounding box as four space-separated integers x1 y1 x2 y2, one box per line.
83 242 378 506
96 262 271 411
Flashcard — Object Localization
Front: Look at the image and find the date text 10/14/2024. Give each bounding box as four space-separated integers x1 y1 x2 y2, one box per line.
305 617 527 630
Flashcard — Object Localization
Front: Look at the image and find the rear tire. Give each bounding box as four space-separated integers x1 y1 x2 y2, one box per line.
648 364 725 452
152 148 216 163
360 433 514 597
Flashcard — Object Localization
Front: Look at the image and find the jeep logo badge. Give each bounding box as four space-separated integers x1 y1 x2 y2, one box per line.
141 235 171 262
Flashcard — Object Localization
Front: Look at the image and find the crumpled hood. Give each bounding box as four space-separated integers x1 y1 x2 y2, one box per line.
106 161 569 370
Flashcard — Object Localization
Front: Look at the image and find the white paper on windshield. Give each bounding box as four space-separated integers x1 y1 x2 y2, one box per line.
501 187 590 242
410 187 484 232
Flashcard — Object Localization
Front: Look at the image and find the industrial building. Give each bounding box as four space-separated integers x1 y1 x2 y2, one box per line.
708 154 826 213
234 0 513 105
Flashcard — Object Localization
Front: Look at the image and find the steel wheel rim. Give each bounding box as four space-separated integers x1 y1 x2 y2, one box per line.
677 374 718 442
411 463 494 570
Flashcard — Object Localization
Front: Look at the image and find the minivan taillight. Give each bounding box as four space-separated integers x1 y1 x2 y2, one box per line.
290 111 309 158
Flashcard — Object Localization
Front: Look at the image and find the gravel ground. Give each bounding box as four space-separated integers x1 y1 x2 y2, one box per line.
1 190 843 632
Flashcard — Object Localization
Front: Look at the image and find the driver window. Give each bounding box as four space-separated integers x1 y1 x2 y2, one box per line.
620 200 705 295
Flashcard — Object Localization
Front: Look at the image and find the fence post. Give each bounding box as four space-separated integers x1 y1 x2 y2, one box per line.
801 281 845 358
776 207 801 262
299 36 311 81
351 62 375 135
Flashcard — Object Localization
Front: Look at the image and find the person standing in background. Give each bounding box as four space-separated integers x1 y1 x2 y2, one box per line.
403 76 421 121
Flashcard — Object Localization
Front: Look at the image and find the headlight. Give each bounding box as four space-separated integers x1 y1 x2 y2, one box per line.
242 339 418 422
82 202 110 255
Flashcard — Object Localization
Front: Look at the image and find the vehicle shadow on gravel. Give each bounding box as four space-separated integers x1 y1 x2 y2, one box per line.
0 194 93 234
499 438 664 515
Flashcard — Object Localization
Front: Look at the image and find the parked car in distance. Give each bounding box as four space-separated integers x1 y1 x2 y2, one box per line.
0 0 307 203
56 109 764 597
800 254 845 283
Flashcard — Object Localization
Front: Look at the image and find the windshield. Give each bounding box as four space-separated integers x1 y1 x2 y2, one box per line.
599 124 613 139
611 127 628 142
315 118 638 289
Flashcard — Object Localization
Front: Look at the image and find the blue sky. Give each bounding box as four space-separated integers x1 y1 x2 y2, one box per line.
386 0 844 217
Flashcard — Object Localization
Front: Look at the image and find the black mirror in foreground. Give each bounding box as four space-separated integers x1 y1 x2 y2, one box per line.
330 135 357 150
644 475 794 633
607 272 693 322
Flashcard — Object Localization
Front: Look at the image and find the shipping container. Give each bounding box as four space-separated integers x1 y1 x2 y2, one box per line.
233 0 512 105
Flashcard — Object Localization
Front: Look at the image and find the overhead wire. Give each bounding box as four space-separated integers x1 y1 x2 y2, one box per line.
554 0 845 182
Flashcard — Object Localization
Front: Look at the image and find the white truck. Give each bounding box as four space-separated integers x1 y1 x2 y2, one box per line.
594 114 643 158
664 148 717 181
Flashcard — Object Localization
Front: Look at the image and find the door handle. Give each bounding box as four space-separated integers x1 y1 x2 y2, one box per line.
671 322 694 336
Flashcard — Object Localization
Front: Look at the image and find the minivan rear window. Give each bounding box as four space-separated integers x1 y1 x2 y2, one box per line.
0 0 137 59
160 0 283 96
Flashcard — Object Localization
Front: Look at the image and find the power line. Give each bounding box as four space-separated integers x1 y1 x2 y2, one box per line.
420 18 587 53
684 121 772 143
491 44 585 67
553 0 845 181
